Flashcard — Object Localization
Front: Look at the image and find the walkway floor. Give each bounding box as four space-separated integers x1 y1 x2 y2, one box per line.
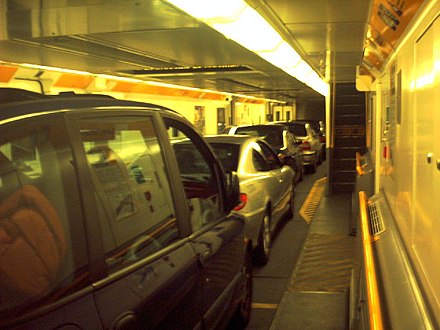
270 184 355 329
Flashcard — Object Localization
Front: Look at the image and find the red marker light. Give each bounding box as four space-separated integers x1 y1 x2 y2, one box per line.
234 193 248 211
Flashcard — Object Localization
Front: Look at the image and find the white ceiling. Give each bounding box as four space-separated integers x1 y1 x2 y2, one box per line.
0 0 373 103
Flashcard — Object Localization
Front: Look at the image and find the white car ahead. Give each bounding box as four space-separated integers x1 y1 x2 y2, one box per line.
205 134 295 264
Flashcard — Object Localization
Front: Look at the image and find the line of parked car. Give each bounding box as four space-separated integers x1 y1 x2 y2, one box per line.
0 87 324 329
208 121 325 266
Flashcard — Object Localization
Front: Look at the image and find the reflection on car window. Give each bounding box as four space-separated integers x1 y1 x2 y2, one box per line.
257 141 282 170
252 148 271 171
208 143 240 173
0 122 88 319
166 118 222 232
80 117 179 271
173 143 211 183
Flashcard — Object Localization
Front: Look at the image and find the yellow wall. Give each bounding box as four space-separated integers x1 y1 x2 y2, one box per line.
375 0 440 318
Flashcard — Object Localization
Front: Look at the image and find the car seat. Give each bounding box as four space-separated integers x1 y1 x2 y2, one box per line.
0 152 66 298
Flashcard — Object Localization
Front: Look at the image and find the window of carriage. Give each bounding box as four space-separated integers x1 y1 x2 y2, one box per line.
79 117 179 271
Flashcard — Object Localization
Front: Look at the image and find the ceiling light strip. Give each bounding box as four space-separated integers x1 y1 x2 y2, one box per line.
166 0 328 96
5 62 281 102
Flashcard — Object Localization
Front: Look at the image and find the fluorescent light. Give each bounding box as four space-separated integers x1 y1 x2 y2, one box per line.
212 6 283 52
20 63 91 76
285 60 312 81
167 0 246 20
306 74 329 97
165 0 328 96
96 74 143 83
257 41 301 68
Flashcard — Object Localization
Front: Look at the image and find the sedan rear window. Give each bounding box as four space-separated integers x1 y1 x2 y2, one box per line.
208 143 240 172
235 127 283 148
289 124 307 137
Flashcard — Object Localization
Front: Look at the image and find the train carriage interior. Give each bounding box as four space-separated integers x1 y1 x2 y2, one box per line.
1 0 440 328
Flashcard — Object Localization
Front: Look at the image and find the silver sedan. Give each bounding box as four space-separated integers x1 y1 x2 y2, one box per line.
205 135 295 264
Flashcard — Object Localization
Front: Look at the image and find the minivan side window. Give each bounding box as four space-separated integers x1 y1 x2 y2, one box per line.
0 121 88 319
165 118 222 232
79 117 179 271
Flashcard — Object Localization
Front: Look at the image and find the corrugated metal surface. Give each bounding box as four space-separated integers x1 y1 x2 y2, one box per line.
289 233 354 292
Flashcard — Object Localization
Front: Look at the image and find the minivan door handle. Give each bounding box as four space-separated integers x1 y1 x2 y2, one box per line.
112 312 139 330
198 250 212 265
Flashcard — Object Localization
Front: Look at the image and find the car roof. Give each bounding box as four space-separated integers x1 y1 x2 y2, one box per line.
292 119 322 123
234 123 286 131
287 121 307 125
0 88 174 121
203 134 257 145
294 120 324 131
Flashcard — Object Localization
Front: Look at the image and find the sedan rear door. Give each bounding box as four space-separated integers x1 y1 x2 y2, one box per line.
256 141 293 220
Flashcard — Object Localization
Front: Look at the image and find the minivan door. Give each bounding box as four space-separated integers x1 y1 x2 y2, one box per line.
191 215 246 329
72 113 203 329
0 115 101 329
164 117 246 329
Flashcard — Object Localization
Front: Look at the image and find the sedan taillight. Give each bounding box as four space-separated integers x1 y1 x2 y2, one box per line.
234 193 248 211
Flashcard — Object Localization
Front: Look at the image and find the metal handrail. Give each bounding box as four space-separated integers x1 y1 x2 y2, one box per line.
359 191 384 330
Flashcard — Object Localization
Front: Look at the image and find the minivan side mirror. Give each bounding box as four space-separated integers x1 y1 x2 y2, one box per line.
225 171 240 212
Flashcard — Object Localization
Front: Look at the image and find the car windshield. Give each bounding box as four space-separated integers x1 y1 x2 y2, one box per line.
209 143 240 172
235 126 283 148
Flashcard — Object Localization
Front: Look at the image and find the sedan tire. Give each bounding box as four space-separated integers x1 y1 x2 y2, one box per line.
309 157 317 173
229 249 253 329
254 210 271 265
286 188 295 220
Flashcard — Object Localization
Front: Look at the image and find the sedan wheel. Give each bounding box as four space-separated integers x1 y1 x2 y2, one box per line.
286 189 295 220
255 211 271 265
230 249 253 328
309 158 317 173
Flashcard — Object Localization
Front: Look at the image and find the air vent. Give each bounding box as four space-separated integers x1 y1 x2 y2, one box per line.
120 65 254 76
368 202 385 236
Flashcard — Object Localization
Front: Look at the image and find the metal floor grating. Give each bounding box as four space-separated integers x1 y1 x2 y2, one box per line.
288 233 355 292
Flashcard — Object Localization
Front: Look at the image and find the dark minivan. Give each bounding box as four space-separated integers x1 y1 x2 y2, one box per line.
0 88 252 329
